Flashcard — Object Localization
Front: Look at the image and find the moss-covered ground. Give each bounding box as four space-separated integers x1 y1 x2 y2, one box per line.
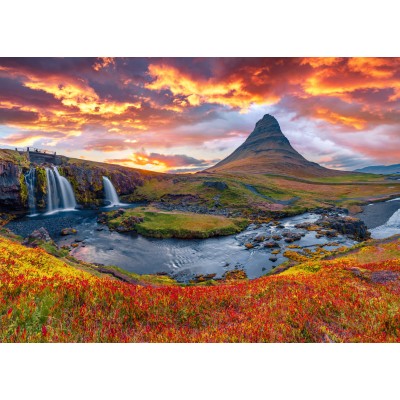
102 206 249 238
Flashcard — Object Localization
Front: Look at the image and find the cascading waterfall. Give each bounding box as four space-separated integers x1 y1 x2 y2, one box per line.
45 166 77 213
103 176 123 207
24 167 37 216
370 200 400 239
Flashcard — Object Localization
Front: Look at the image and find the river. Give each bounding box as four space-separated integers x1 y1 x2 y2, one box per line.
7 205 357 282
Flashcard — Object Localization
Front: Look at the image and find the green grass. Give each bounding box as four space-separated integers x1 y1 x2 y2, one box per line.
105 207 249 238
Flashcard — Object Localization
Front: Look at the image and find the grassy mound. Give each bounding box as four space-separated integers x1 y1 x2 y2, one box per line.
1 233 400 342
102 207 249 238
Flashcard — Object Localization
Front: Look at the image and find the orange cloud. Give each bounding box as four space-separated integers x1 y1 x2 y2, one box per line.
146 63 278 111
92 57 115 71
105 151 215 173
302 57 400 99
313 107 367 130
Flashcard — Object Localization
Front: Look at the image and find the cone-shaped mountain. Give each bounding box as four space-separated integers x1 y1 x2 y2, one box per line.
207 114 346 177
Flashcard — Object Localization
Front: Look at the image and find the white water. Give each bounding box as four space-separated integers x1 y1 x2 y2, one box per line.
103 176 123 207
45 166 77 213
24 167 38 216
370 200 400 239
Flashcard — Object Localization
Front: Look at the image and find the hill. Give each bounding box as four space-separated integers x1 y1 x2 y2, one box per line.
355 164 400 175
206 114 348 178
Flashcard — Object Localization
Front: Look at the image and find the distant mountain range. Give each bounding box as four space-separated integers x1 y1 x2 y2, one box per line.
355 164 400 175
206 114 347 178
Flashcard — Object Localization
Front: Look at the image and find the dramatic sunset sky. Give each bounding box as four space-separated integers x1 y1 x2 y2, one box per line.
0 57 399 173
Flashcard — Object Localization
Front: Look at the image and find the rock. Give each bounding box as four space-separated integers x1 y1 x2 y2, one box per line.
284 232 302 243
23 227 52 246
61 228 77 236
245 243 254 249
264 241 279 248
203 181 228 190
319 216 370 241
254 234 265 242
272 234 282 241
71 243 79 248
269 256 278 262
0 161 25 210
222 268 247 281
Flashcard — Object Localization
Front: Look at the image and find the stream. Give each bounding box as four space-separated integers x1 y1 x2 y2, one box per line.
7 205 356 282
6 197 400 282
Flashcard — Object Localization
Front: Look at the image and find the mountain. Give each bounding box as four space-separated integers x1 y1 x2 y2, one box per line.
355 164 400 175
206 114 346 177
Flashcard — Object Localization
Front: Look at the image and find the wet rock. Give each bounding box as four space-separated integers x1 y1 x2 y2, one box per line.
321 229 338 238
269 256 278 262
71 243 79 248
319 216 370 241
284 232 302 243
264 241 279 248
61 227 77 236
245 243 254 249
254 234 265 242
272 234 282 241
222 268 247 281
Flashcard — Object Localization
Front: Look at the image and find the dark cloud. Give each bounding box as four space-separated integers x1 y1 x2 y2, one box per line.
0 107 38 124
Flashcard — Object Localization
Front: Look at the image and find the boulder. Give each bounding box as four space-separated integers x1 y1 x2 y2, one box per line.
23 227 54 247
61 228 77 236
319 216 370 241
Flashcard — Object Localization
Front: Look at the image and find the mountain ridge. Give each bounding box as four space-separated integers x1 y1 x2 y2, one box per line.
355 164 400 175
206 114 347 178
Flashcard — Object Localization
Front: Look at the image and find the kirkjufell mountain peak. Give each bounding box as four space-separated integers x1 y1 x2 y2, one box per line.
207 114 346 177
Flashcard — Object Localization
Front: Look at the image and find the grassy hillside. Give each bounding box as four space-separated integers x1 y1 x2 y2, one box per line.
129 172 400 216
1 232 399 342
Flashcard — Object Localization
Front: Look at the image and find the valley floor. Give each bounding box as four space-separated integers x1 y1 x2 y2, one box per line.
1 231 399 342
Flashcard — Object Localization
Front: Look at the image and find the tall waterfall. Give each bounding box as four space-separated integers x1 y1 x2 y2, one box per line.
24 167 37 216
103 176 123 207
45 166 77 213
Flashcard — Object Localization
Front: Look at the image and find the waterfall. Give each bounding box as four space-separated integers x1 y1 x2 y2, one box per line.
103 176 123 207
370 201 400 239
45 166 77 213
24 167 37 216
53 167 77 209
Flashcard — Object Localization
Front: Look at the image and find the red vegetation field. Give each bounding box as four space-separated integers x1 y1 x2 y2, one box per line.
1 236 399 342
